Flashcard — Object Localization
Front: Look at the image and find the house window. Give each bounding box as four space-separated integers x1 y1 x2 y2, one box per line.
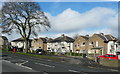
78 43 80 46
96 41 98 47
74 44 76 47
81 42 85 46
89 42 93 45
62 47 65 49
52 49 54 52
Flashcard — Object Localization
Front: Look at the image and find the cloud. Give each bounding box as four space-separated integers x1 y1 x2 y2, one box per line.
45 7 118 35
46 7 118 38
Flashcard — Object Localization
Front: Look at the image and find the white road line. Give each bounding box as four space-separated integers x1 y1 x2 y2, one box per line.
15 60 32 70
3 59 32 70
88 66 95 68
35 63 55 68
109 69 118 72
47 60 51 61
2 60 11 63
15 63 32 70
19 60 28 65
68 69 79 73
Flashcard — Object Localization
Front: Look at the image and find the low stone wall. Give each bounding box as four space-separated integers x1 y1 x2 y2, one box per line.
99 58 120 68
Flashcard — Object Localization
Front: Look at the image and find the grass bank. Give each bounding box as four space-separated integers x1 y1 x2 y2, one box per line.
2 51 63 62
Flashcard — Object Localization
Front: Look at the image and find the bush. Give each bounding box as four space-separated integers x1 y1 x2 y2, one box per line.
74 53 82 56
66 52 82 56
50 52 55 55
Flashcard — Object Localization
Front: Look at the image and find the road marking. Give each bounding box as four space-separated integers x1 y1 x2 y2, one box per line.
19 60 28 65
15 60 32 70
47 60 51 61
109 69 118 72
88 66 95 68
68 69 79 73
35 63 55 68
2 60 11 63
16 63 32 70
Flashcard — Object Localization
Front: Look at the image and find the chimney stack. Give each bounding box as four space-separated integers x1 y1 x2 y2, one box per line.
61 34 65 37
100 33 104 36
86 35 89 37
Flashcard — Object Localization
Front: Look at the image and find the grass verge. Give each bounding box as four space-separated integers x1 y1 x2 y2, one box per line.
2 51 63 62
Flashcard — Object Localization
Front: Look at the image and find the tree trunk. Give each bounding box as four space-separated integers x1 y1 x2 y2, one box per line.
23 39 29 53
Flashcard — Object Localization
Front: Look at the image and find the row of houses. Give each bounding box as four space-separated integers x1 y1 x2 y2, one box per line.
1 33 120 56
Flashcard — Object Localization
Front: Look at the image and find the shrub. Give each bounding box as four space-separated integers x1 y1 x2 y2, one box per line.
66 52 82 56
50 52 55 55
74 53 82 56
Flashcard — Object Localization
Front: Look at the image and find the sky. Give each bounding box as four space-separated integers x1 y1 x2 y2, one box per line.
38 2 118 38
0 1 119 41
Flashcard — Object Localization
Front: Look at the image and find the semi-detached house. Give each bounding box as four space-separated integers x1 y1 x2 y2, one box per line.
74 35 89 53
47 34 74 53
87 33 118 56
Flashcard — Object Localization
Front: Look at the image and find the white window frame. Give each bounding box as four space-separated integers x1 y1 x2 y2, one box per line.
81 42 85 46
89 42 93 45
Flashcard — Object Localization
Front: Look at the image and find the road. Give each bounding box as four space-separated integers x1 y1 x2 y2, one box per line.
2 52 119 74
2 60 36 72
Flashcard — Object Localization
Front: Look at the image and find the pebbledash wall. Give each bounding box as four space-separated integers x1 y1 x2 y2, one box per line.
47 42 73 53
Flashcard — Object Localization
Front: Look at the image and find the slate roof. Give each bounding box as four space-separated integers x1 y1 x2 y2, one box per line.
117 39 120 44
0 36 8 40
47 38 53 43
11 38 24 42
39 38 47 43
50 35 74 43
81 36 89 40
95 34 117 42
11 38 32 42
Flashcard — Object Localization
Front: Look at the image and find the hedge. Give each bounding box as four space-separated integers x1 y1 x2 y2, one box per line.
67 52 83 56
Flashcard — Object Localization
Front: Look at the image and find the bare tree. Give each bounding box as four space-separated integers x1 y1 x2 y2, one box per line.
1 2 51 53
73 33 80 39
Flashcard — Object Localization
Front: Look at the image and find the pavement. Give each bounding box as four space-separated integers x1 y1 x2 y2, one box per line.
1 52 119 74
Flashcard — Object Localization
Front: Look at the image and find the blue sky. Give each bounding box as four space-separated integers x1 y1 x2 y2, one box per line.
39 2 118 16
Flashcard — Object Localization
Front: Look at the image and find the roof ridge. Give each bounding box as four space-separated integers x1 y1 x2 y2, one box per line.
109 35 115 40
103 34 108 41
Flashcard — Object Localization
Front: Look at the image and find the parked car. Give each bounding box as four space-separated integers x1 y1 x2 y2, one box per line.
36 49 46 55
97 54 118 60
